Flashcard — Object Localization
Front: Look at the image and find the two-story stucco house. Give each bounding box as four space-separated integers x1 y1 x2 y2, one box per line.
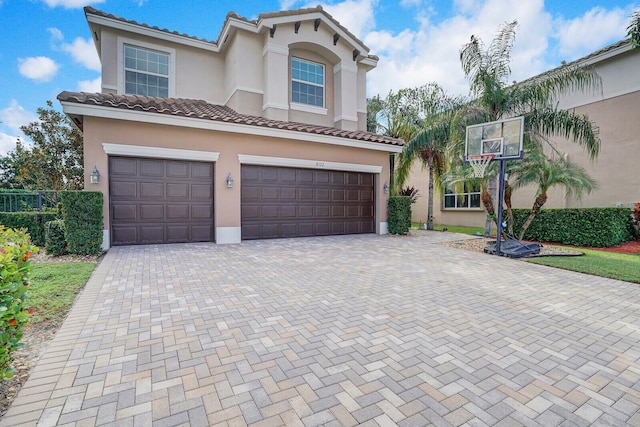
405 39 640 227
58 6 403 248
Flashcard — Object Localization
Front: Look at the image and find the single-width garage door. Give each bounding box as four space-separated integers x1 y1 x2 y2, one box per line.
110 156 214 245
241 165 374 240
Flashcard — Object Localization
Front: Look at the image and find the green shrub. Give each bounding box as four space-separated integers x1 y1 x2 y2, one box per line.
513 207 634 247
0 226 38 381
45 220 67 256
60 191 103 255
388 196 412 235
0 212 57 247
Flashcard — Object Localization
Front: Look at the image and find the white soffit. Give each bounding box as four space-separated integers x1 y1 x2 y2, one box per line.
103 143 220 161
238 154 382 173
62 102 402 153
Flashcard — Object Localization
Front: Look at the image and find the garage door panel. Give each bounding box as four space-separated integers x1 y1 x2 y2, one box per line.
192 163 213 179
111 181 137 198
262 187 279 199
140 226 164 243
111 158 137 175
242 186 260 201
191 205 213 219
241 165 374 240
140 182 164 198
166 161 189 178
166 183 189 198
166 204 189 220
110 156 214 246
261 206 279 218
112 226 137 244
242 167 259 181
112 204 137 220
140 204 164 220
140 159 164 176
191 184 212 199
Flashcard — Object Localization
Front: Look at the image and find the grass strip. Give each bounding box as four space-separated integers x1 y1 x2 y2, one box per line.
526 248 640 283
24 262 97 324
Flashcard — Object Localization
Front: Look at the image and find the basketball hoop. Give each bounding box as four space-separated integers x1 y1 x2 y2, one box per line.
467 154 494 178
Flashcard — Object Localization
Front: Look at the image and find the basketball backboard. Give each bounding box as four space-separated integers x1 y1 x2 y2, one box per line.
465 116 524 160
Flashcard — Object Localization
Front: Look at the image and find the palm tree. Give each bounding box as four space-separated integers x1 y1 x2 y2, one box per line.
394 84 465 229
453 20 602 235
627 8 640 47
509 150 597 240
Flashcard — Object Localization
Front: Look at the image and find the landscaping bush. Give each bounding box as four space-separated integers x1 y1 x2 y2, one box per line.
632 202 640 239
388 196 412 235
513 207 634 247
0 212 57 247
45 219 67 256
60 191 103 255
0 226 38 381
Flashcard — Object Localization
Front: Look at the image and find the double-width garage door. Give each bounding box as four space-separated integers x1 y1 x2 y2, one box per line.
241 165 374 240
109 156 214 245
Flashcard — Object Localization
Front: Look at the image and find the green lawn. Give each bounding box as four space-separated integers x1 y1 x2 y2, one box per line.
412 223 485 235
526 249 640 283
25 262 97 324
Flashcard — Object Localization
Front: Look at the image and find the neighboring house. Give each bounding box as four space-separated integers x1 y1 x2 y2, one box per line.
406 39 640 227
59 6 402 248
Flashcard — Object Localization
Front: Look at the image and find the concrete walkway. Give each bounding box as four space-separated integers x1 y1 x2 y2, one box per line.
2 232 640 426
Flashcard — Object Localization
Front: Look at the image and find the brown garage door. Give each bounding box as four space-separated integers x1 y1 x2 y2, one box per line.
241 165 374 240
110 156 214 245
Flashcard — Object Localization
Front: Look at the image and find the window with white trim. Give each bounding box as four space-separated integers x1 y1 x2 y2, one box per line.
124 45 169 98
443 183 482 209
291 57 324 108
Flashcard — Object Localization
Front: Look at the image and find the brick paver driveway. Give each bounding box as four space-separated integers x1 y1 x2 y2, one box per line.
3 232 640 426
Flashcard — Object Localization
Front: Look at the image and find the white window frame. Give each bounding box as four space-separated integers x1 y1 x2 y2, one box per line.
291 57 325 110
117 37 176 97
442 183 483 210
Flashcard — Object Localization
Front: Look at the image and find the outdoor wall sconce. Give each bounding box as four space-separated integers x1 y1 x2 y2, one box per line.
226 173 234 188
90 166 100 184
383 182 389 194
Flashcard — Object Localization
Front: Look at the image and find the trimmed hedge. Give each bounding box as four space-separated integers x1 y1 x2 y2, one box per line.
45 219 67 256
513 207 634 247
388 196 412 235
60 191 103 255
0 212 57 247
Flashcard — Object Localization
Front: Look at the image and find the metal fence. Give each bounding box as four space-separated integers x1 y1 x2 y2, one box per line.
0 191 59 212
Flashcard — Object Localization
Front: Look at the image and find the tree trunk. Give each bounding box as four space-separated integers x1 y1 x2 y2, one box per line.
483 176 497 236
481 188 496 236
518 192 548 240
504 181 514 236
427 165 434 230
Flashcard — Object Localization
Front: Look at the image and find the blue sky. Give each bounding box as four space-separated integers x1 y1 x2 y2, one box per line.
0 0 637 155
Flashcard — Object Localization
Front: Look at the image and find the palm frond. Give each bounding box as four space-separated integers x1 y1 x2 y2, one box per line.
525 108 600 160
487 20 518 83
627 9 640 47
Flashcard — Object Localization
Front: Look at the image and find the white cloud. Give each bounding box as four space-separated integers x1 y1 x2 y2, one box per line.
61 37 101 71
0 101 37 155
0 100 38 134
47 27 63 41
320 0 378 39
41 0 104 9
18 56 60 82
365 0 553 98
78 77 101 92
0 133 19 157
555 7 629 60
400 0 421 7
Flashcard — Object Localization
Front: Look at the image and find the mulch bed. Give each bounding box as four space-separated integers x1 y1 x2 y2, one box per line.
569 239 640 254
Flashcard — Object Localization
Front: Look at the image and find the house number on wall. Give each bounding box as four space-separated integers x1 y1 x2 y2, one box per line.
315 162 325 167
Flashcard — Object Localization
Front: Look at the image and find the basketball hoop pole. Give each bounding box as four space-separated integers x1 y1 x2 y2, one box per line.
495 159 506 255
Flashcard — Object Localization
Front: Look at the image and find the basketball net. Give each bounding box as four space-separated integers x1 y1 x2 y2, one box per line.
468 154 494 178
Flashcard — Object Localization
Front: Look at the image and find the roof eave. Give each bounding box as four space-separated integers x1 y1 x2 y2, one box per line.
85 9 220 52
59 101 403 153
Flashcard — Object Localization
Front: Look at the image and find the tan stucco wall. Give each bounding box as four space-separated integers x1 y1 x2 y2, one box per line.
96 15 370 132
83 117 391 240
